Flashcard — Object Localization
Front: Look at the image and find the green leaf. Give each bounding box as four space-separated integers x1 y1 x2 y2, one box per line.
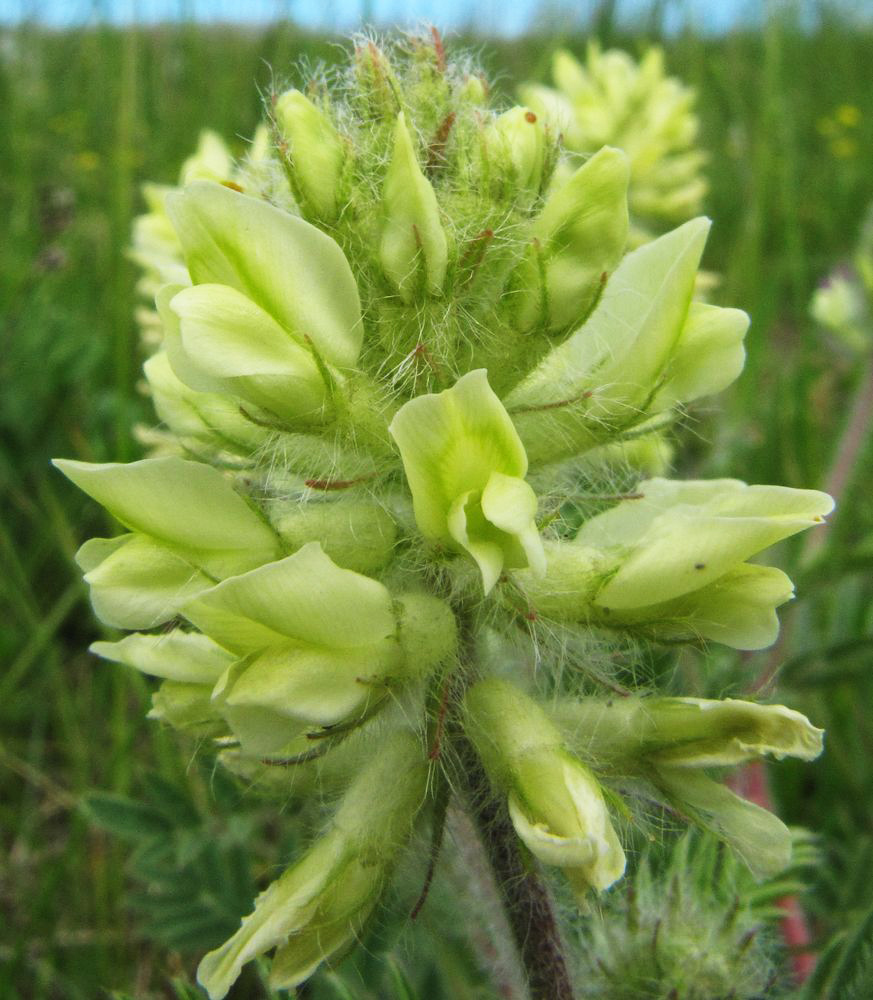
81 791 173 842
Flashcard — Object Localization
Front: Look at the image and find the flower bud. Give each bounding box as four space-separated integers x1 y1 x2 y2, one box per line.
508 218 747 464
487 106 548 198
389 369 545 594
509 146 629 333
379 112 449 302
198 730 427 998
274 88 345 222
395 591 457 672
459 73 488 105
464 678 625 899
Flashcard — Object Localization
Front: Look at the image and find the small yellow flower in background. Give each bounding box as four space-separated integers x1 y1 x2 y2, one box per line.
830 136 858 159
73 150 100 172
817 104 862 159
835 103 861 127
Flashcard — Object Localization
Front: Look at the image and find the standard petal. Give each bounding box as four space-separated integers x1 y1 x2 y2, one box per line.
166 181 362 367
91 630 234 684
181 542 396 655
54 456 280 577
389 369 528 540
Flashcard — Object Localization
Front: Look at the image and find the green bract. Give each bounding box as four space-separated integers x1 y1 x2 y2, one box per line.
58 32 831 996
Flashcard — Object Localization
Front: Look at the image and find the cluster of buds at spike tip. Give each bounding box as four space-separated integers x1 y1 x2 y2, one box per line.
56 31 833 994
520 42 708 244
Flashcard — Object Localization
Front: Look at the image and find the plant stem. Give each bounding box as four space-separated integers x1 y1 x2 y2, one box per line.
454 732 577 1000
446 613 576 1000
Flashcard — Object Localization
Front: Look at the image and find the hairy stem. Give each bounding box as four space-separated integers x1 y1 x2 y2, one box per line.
454 731 577 1000
446 613 576 1000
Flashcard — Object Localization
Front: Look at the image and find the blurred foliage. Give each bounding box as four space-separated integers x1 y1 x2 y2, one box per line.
3 3 873 996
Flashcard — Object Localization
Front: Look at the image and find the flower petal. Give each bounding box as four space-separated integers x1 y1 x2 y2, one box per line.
181 542 396 655
91 630 234 684
166 181 362 367
54 456 280 577
389 369 528 540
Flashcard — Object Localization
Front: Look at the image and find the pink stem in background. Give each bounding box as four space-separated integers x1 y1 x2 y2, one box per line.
730 761 817 982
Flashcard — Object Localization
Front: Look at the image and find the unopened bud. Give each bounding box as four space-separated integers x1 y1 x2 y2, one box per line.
274 89 345 222
379 112 449 302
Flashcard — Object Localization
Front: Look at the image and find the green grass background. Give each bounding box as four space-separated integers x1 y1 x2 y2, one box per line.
3 5 873 997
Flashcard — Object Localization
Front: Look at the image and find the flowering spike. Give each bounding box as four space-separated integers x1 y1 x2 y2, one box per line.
55 35 832 989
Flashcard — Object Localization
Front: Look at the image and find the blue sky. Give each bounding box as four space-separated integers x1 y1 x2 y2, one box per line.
0 0 789 36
